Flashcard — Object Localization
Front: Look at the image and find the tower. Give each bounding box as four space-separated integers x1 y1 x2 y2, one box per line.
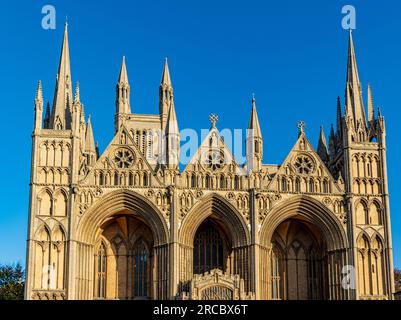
329 30 394 299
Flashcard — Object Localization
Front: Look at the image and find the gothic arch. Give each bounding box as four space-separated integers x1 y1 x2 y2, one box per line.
37 188 53 216
77 189 168 246
179 193 250 247
260 195 348 251
54 188 68 217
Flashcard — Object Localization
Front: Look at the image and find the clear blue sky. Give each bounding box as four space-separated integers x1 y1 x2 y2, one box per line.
0 0 400 268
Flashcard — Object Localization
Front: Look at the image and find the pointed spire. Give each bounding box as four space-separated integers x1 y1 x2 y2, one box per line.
115 56 131 131
51 21 73 130
166 100 180 168
118 56 129 84
159 57 174 131
246 94 263 172
248 94 262 138
367 83 375 124
345 30 367 131
44 102 51 129
166 100 179 135
85 115 96 154
161 57 172 87
346 29 361 85
317 125 329 162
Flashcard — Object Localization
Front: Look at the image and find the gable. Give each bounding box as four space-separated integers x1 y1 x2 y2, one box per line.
79 125 163 187
267 132 344 194
182 127 246 177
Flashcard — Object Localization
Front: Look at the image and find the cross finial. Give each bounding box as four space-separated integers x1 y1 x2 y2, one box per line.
297 120 306 133
209 113 219 128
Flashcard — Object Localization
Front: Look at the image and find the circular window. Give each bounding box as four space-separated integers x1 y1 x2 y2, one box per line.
204 149 225 171
294 155 314 175
114 149 135 168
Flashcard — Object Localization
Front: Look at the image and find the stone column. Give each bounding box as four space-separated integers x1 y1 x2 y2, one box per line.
168 185 180 299
249 188 260 299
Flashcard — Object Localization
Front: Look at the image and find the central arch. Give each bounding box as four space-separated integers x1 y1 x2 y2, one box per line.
179 193 249 247
259 196 349 300
178 193 250 293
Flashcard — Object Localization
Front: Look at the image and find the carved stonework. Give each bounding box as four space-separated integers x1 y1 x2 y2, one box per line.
31 290 66 300
181 269 255 300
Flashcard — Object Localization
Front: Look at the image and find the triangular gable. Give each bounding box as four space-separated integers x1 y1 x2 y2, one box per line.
182 127 246 176
79 124 163 186
267 131 344 193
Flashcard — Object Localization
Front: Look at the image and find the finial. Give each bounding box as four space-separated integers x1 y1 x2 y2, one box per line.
65 15 68 26
297 120 306 133
209 113 219 128
252 92 255 101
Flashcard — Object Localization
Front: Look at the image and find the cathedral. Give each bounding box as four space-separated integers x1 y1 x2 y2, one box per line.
25 23 395 300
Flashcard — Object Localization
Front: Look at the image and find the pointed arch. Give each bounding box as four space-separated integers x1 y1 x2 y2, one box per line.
369 201 382 225
77 189 168 246
355 199 368 225
37 188 52 216
54 189 68 217
179 193 250 247
33 226 51 290
260 195 347 251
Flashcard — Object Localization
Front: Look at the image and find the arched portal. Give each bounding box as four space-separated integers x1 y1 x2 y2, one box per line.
270 218 327 300
76 190 169 300
259 196 349 300
94 216 153 300
178 194 250 293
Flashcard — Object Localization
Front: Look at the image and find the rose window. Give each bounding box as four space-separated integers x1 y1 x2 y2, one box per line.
205 150 225 171
294 155 314 174
114 149 134 168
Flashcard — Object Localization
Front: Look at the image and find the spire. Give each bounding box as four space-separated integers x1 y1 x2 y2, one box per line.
317 125 329 163
161 57 172 86
118 56 129 84
166 100 180 168
51 21 73 130
166 100 179 135
85 115 96 154
367 83 375 124
159 57 174 130
115 56 131 132
44 102 51 129
346 29 361 85
246 94 263 172
345 30 367 132
248 95 262 138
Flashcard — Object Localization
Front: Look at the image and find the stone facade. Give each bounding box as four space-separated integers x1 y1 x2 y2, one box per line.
25 24 395 300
